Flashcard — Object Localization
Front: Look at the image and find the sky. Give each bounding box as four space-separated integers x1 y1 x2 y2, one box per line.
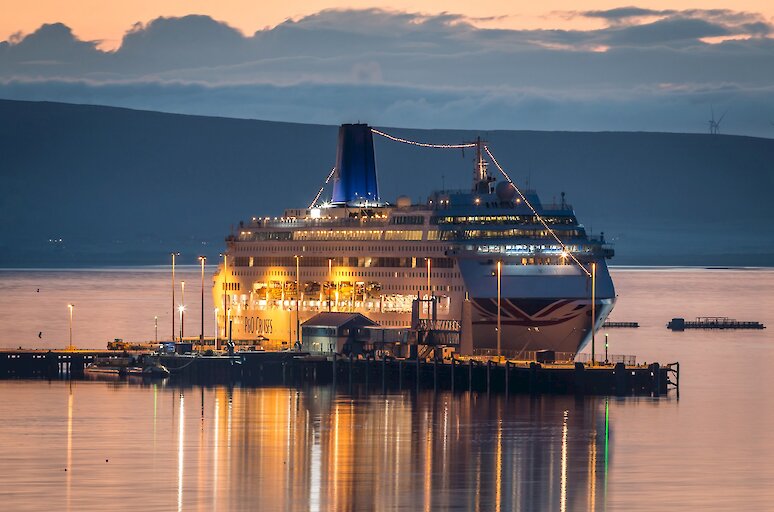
2 1 774 135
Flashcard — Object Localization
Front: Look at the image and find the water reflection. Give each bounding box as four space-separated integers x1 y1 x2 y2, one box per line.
6 382 612 511
66 382 73 512
177 391 184 512
204 386 609 511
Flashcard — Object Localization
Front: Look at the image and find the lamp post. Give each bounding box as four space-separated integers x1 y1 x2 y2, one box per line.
328 258 332 312
605 332 609 364
591 263 597 366
154 316 158 344
497 260 502 360
171 252 180 342
220 252 228 339
214 308 219 351
181 280 186 341
198 256 206 351
67 304 75 351
426 257 431 298
295 255 301 346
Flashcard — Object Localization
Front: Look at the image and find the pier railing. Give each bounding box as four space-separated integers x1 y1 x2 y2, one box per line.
575 353 637 365
471 348 577 362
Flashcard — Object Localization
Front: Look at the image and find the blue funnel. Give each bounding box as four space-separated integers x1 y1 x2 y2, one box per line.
332 123 380 205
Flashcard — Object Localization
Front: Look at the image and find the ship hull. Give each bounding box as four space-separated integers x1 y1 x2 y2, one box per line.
458 257 616 355
470 297 615 356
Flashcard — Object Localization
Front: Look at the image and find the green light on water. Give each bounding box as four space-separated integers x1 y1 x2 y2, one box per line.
604 399 609 504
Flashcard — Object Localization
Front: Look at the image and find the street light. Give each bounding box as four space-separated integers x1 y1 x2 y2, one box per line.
170 252 180 342
154 316 158 344
178 305 185 341
67 304 75 351
591 263 597 366
295 255 302 346
496 260 502 360
180 280 186 341
214 308 219 351
220 252 228 339
426 257 431 298
328 258 332 312
199 256 206 351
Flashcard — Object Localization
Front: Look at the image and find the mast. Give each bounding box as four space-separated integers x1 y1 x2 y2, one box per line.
472 136 494 194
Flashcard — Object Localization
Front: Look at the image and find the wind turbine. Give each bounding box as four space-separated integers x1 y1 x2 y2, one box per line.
708 107 727 135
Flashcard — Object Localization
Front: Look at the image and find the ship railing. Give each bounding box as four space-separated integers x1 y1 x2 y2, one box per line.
248 217 392 229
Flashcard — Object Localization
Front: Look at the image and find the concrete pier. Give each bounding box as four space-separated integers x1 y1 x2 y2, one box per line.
0 349 678 396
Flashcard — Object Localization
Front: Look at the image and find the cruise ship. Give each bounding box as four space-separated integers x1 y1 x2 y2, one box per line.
213 124 615 357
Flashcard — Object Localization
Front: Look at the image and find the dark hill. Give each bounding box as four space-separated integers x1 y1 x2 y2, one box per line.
1 99 772 266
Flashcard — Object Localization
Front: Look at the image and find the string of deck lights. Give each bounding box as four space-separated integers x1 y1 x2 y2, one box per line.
482 145 591 277
372 128 591 276
308 167 337 208
371 128 478 149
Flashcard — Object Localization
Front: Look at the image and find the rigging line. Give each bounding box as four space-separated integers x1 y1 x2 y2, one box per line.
308 167 337 208
372 128 478 149
483 145 591 277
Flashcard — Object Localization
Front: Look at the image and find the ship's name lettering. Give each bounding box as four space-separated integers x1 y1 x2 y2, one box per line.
244 317 273 335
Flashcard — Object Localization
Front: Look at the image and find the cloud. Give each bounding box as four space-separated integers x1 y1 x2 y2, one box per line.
582 7 675 22
0 8 773 136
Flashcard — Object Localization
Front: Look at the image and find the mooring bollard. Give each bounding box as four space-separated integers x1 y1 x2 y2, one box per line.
614 362 626 395
528 362 538 394
574 362 585 395
433 357 438 391
504 361 509 396
486 360 491 394
451 357 455 392
650 362 661 396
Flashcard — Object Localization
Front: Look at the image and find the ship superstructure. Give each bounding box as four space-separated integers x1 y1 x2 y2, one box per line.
213 124 615 357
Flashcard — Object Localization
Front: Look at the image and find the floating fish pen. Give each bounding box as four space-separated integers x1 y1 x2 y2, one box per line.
602 321 640 328
667 317 766 331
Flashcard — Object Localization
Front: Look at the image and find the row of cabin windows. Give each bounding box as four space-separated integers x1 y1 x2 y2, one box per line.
232 256 455 268
232 244 450 253
230 269 462 280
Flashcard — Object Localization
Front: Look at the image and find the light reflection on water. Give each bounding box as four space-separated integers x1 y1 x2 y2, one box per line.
0 268 773 510
0 382 613 512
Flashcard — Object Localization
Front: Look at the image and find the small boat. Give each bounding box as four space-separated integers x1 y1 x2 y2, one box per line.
84 357 133 376
85 357 170 378
142 361 169 378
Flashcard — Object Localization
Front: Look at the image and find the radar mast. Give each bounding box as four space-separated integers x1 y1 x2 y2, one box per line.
472 136 495 194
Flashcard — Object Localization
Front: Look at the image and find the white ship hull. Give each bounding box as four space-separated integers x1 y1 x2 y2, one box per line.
470 298 615 355
455 256 615 354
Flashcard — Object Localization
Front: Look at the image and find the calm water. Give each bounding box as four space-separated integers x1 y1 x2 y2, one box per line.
0 268 773 511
